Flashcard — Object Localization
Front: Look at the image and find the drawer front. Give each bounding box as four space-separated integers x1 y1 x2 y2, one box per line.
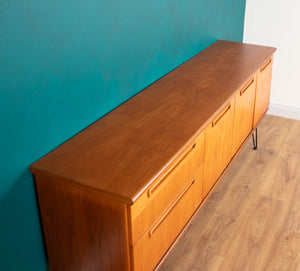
130 131 205 245
132 165 203 271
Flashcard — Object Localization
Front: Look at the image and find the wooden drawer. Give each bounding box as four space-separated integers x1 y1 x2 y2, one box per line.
132 164 203 271
129 131 205 245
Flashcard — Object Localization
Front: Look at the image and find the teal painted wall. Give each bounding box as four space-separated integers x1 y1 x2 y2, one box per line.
0 0 246 270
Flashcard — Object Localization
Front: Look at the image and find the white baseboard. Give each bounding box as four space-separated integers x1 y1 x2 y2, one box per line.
267 103 300 120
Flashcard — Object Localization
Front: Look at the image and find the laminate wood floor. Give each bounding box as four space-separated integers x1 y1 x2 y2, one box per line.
160 115 300 271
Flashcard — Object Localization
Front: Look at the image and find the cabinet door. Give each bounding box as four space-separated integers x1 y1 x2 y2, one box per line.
232 76 256 155
253 56 274 127
203 99 234 198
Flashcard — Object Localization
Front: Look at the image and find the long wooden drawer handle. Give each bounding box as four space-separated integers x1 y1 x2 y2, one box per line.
260 58 272 72
147 143 196 197
212 103 231 127
148 179 196 238
240 78 254 96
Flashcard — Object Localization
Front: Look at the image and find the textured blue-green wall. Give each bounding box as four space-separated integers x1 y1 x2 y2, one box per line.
0 0 246 270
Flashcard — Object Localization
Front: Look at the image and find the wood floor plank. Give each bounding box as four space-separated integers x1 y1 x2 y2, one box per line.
258 119 300 202
260 231 300 271
219 195 284 271
160 115 300 271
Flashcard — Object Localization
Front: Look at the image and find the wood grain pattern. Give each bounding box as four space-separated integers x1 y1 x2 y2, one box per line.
253 56 274 127
34 173 130 271
30 41 276 203
160 115 300 271
232 74 256 155
203 99 235 197
133 164 204 271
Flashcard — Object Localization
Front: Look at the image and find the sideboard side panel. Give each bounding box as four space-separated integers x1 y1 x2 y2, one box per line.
34 174 130 271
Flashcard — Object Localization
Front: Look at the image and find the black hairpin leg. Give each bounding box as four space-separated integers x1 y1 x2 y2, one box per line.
252 128 258 150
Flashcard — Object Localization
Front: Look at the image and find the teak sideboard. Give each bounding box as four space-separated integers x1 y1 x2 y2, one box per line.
30 40 276 271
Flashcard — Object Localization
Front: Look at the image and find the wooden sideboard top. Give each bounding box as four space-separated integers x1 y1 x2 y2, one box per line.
30 40 276 204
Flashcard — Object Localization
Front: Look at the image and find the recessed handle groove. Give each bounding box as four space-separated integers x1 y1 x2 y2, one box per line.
260 58 272 72
240 78 254 96
212 103 231 127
